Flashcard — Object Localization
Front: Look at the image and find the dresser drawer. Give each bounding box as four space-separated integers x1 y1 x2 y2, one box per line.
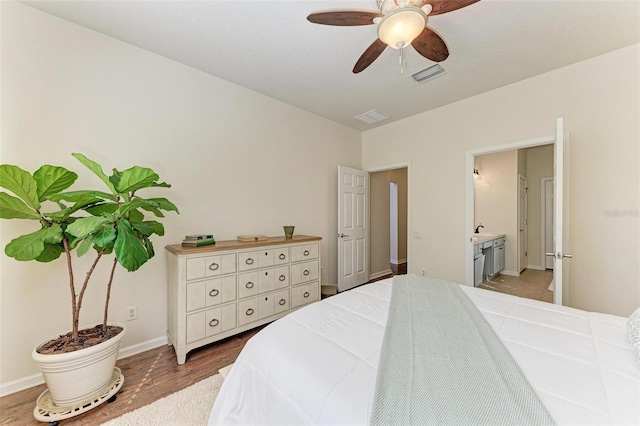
238 298 259 326
291 244 319 262
257 269 275 294
291 282 319 309
274 247 289 265
238 272 258 299
186 254 236 281
238 251 258 271
186 276 236 313
291 260 319 285
274 289 289 315
186 304 236 343
274 266 289 290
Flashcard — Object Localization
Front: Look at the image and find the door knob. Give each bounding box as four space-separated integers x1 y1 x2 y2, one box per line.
338 233 349 238
546 252 573 259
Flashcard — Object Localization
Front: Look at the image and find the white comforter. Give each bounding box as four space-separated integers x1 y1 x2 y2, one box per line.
209 278 640 425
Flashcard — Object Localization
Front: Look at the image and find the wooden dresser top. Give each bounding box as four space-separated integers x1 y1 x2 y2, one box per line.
165 235 322 256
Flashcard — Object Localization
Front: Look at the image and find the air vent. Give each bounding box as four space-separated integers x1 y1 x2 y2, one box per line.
411 64 445 82
353 109 390 125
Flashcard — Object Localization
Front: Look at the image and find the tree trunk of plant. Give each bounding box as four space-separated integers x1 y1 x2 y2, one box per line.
74 248 106 339
103 257 118 330
62 237 79 345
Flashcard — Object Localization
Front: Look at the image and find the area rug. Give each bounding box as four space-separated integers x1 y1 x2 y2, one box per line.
102 365 232 426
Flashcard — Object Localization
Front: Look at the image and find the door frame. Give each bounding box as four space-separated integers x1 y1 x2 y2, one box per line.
366 162 412 279
465 135 560 300
518 174 528 273
541 177 554 270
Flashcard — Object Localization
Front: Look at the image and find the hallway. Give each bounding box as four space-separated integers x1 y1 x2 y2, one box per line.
478 269 553 303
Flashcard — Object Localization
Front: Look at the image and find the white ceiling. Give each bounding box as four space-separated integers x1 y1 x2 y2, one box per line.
21 0 640 131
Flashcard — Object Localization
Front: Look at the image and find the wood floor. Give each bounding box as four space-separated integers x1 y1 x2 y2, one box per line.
477 269 554 302
0 327 262 426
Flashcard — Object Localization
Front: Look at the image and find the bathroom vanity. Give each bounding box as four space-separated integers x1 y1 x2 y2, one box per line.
473 234 506 286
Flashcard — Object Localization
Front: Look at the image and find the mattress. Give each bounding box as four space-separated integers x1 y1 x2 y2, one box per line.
209 277 640 425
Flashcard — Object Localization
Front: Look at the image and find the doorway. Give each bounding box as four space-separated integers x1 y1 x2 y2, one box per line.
465 118 569 305
369 166 409 281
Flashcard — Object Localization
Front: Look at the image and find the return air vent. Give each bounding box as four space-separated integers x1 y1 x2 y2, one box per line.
353 109 390 125
411 64 445 82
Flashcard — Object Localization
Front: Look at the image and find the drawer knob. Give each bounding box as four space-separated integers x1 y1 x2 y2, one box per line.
265 271 268 276
246 282 254 289
279 275 286 282
264 251 268 256
303 269 310 276
209 319 219 327
209 289 220 297
303 291 310 298
303 250 310 256
245 258 254 265
209 263 219 271
246 308 254 316
279 253 286 260
279 299 286 306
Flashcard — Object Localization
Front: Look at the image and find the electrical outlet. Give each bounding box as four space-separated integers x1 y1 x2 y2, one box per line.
421 269 426 276
127 305 138 321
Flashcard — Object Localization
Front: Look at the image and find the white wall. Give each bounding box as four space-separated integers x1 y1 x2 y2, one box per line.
363 44 640 317
0 2 361 389
474 150 519 274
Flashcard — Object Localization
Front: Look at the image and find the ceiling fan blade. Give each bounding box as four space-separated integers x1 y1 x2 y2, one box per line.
307 10 382 26
411 27 449 62
423 0 480 16
353 39 387 74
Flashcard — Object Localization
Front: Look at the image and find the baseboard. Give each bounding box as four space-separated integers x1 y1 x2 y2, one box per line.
390 259 407 266
0 335 169 397
527 264 545 271
500 269 520 277
369 269 393 281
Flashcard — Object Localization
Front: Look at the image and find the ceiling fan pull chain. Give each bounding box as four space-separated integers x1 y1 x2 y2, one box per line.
399 46 405 74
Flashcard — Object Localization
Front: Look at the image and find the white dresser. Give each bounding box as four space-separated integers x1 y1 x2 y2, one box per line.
165 235 322 364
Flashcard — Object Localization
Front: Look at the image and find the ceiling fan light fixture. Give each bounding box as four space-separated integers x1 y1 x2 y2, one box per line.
377 6 427 49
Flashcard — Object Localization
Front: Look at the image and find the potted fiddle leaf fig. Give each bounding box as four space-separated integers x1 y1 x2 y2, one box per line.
0 153 178 412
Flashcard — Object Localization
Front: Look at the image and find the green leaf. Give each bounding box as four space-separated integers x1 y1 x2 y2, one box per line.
86 203 118 216
131 221 155 236
114 218 149 272
128 208 144 223
41 223 63 243
42 208 74 222
35 243 65 262
66 216 110 239
116 166 160 193
146 198 179 213
72 153 117 195
5 228 47 260
33 165 78 201
0 165 40 210
143 220 164 236
116 198 158 217
151 181 171 188
48 190 115 203
77 237 93 257
143 237 155 260
92 225 116 247
0 192 41 220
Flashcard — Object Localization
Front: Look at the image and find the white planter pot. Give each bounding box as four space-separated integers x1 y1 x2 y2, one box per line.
32 323 126 408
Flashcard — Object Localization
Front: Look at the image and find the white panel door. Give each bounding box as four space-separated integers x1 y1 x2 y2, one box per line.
549 117 571 305
518 175 528 272
338 166 368 292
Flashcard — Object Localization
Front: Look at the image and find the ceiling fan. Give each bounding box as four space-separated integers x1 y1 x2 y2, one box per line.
307 0 479 73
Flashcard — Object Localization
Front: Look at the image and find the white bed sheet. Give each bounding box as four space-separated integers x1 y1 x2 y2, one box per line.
209 278 640 425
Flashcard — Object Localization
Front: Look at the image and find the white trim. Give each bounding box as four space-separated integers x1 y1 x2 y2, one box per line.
366 162 412 274
541 177 554 271
527 264 545 271
369 269 393 281
0 335 169 397
465 135 555 287
390 258 407 265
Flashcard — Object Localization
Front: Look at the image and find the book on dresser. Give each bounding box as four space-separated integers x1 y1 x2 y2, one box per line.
181 238 216 247
184 234 214 241
165 235 322 364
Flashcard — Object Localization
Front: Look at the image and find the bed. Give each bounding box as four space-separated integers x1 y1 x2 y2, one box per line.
209 276 640 425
